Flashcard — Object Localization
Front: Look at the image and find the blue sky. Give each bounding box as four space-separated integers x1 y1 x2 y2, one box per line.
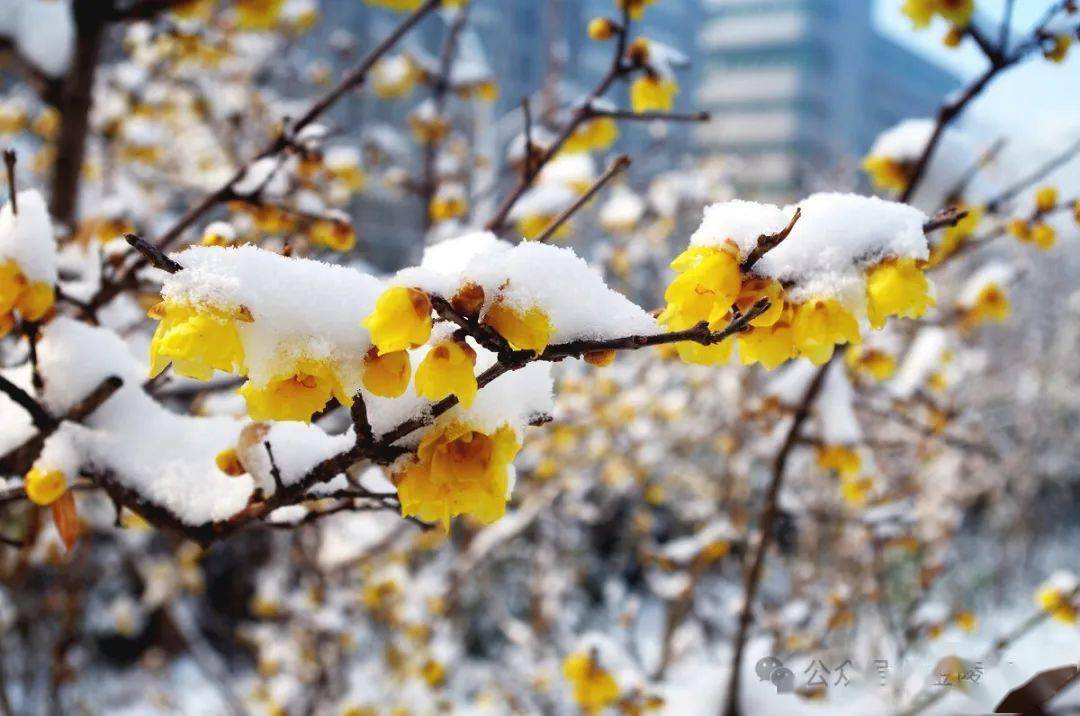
874 0 1079 138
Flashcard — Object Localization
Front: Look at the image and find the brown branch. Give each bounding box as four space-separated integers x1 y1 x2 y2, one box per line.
124 233 182 274
2 150 16 213
985 136 1080 214
900 5 1075 204
89 0 441 309
0 375 54 432
740 208 801 272
534 154 632 243
723 357 833 716
0 376 122 476
922 206 970 234
589 109 710 123
485 5 633 233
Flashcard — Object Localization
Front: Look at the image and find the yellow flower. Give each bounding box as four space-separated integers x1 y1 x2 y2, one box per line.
1008 218 1031 242
414 340 478 407
31 107 60 140
659 246 742 328
930 204 982 266
362 348 411 398
1031 223 1056 250
901 0 935 27
840 474 874 507
792 299 860 365
738 322 796 370
955 611 977 633
25 467 67 506
617 0 655 20
365 0 462 10
517 213 569 241
394 421 521 529
429 194 468 223
372 55 420 100
845 345 897 381
1036 586 1078 625
215 448 246 476
483 303 553 353
936 0 973 27
587 17 617 41
903 0 972 28
663 311 735 366
363 287 433 354
817 445 861 476
234 0 285 30
865 257 935 329
562 652 619 715
734 277 785 328
960 283 1010 329
200 227 235 247
563 118 619 154
1034 186 1058 213
240 359 351 423
171 0 215 21
421 659 446 687
1045 35 1072 63
862 155 911 193
0 313 14 339
309 220 357 252
0 261 27 316
148 301 248 381
630 75 678 113
15 281 55 322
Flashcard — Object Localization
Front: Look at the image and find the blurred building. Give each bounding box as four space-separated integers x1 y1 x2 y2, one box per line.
696 0 959 201
307 0 705 267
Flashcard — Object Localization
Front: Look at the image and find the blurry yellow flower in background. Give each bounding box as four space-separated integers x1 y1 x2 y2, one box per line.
394 421 520 529
816 445 861 477
309 220 357 252
562 651 619 715
630 75 678 113
234 0 285 30
563 118 619 154
845 345 897 381
862 155 911 193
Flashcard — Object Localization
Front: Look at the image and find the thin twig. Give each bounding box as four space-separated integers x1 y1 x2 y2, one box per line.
534 154 632 243
741 208 801 272
264 441 285 494
985 136 1080 214
722 357 833 716
589 109 710 123
0 374 54 432
922 206 970 234
124 233 182 274
2 150 16 213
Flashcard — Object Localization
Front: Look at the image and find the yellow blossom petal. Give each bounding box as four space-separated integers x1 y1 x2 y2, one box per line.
817 445 861 477
865 257 935 329
394 421 520 529
483 303 552 353
792 299 860 365
15 281 55 322
240 360 349 423
414 340 478 407
630 75 677 113
363 287 433 354
362 349 411 398
562 652 620 713
148 301 246 380
25 467 67 506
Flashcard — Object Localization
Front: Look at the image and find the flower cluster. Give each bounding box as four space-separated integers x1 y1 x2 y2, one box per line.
660 194 935 369
0 190 56 336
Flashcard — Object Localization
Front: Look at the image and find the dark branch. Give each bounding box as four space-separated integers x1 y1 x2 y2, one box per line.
125 233 183 274
741 208 801 272
588 109 710 123
535 154 632 243
2 150 16 214
0 374 54 432
922 207 970 234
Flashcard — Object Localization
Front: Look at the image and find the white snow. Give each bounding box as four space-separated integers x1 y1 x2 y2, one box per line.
162 245 384 393
0 0 74 78
890 327 949 400
0 190 58 283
